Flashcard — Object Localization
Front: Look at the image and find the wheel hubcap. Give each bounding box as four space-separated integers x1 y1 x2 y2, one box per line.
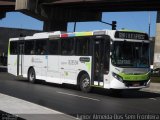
30 72 34 81
82 78 90 88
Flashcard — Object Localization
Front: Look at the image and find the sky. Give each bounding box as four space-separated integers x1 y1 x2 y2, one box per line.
0 11 157 37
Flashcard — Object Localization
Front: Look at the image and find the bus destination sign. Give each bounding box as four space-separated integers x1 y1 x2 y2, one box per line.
115 31 149 40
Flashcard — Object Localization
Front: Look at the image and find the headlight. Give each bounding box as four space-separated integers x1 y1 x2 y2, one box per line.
112 72 123 82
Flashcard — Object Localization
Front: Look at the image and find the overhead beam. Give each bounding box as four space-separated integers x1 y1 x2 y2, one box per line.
1 0 160 31
42 0 160 11
0 0 15 19
15 0 52 21
15 0 102 21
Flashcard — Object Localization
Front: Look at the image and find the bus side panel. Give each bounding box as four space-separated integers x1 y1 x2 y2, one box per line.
8 55 17 76
23 55 33 78
46 55 61 83
59 56 92 85
31 55 47 80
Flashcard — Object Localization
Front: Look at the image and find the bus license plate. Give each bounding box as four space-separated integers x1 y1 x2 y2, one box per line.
132 83 140 87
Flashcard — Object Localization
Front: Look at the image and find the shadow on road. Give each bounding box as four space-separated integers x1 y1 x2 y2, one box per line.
91 87 160 99
15 78 160 99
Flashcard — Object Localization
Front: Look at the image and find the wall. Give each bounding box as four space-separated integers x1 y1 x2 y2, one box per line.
0 27 41 65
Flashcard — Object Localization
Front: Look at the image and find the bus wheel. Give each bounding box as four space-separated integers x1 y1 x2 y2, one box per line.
80 74 91 93
28 68 36 83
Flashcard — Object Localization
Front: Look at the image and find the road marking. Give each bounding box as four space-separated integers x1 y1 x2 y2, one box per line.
149 98 157 100
57 91 100 101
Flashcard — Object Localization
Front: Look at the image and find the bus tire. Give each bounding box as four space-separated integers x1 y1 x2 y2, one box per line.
80 74 91 93
28 68 36 83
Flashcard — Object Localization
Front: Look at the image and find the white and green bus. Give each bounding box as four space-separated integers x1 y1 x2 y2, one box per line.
8 30 151 92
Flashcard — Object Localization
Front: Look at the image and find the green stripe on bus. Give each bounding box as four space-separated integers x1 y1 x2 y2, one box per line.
14 59 17 66
8 41 10 55
75 32 92 36
119 29 145 33
119 72 149 81
85 62 91 72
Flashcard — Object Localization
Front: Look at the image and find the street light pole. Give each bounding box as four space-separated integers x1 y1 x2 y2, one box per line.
148 12 151 37
100 20 117 30
74 22 77 32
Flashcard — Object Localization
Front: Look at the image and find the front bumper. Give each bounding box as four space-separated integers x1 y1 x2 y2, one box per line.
109 78 150 89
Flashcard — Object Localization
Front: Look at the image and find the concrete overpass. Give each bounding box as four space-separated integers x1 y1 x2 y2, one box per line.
0 0 160 31
0 0 15 19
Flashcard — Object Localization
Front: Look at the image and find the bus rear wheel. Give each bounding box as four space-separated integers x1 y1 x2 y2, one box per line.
28 68 36 83
80 74 91 93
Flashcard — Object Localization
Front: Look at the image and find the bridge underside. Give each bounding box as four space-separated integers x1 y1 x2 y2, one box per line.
1 0 160 31
43 0 160 11
0 0 15 19
15 0 160 31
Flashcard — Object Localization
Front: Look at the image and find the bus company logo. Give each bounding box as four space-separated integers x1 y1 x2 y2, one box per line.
68 60 78 65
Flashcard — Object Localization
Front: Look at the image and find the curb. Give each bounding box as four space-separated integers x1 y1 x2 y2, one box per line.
0 93 76 120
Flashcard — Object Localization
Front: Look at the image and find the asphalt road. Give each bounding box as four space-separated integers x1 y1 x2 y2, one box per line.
0 72 160 117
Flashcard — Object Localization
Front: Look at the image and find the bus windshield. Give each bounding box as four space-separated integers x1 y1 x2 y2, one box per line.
111 41 150 68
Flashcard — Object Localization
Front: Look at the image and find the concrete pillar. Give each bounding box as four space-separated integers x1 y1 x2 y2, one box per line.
154 11 160 68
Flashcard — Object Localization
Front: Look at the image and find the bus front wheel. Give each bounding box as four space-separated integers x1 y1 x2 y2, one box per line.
28 68 36 83
80 74 91 93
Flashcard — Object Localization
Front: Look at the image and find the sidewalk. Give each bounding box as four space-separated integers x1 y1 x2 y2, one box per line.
142 82 160 93
0 93 76 120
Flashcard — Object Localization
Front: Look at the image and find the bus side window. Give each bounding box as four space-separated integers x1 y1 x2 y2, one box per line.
61 38 75 55
25 40 35 55
10 41 18 55
48 40 59 55
76 37 90 56
35 39 47 55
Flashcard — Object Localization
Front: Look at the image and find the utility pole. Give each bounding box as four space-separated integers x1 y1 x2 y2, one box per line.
148 12 151 37
74 22 77 32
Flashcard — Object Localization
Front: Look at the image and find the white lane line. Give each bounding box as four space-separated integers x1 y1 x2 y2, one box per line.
149 98 157 100
57 91 100 101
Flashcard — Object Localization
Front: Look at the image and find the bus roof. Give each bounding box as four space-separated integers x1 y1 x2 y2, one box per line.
9 29 148 41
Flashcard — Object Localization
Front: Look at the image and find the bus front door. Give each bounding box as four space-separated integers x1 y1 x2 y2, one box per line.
93 36 110 86
17 41 24 76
